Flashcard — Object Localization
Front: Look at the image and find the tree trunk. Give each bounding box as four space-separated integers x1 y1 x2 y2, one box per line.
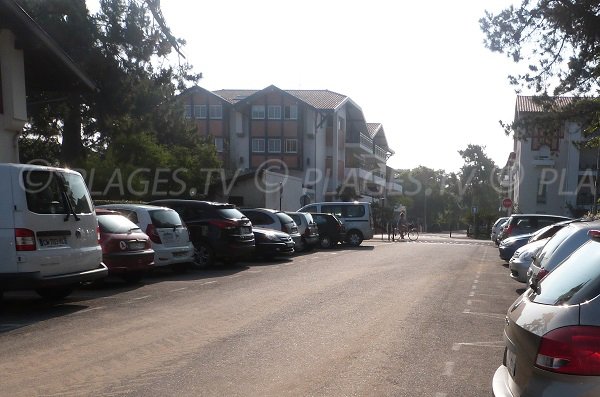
61 93 84 166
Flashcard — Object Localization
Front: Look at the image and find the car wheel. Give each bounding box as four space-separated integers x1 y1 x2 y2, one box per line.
346 230 363 247
296 238 306 252
35 287 73 300
122 272 144 284
320 236 333 249
193 241 215 268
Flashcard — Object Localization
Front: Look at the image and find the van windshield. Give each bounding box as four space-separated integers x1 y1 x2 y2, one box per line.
23 170 92 215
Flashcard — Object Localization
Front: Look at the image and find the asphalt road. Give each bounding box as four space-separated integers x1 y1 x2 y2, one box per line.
0 235 522 397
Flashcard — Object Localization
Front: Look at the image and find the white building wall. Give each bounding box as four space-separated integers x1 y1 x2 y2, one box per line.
513 121 581 216
0 30 27 163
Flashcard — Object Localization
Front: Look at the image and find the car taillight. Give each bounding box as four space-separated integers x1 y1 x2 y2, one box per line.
536 326 600 375
588 230 600 240
209 219 237 229
537 268 549 282
146 224 162 244
15 228 36 251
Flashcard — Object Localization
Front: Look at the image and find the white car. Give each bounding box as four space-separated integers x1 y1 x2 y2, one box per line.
490 217 508 244
97 204 194 270
508 238 549 283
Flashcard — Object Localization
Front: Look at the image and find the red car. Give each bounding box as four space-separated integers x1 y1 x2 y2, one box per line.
96 209 154 283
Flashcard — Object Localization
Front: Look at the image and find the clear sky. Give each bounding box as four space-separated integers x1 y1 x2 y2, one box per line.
158 0 522 173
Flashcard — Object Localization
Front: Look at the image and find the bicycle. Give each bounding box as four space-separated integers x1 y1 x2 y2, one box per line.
392 223 419 241
406 223 419 241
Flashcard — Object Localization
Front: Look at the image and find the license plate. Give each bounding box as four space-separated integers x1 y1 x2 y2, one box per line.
506 348 517 377
162 232 174 243
128 242 146 250
39 236 68 247
240 226 252 234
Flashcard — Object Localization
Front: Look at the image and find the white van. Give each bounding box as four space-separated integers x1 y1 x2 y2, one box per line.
0 164 107 299
298 201 374 246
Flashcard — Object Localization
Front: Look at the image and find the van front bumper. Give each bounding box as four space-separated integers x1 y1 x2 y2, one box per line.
0 263 108 291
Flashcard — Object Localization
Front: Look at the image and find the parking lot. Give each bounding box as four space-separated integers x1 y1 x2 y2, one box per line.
0 235 522 397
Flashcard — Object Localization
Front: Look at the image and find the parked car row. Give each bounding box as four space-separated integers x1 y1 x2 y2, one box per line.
97 200 357 273
492 213 600 396
0 164 371 300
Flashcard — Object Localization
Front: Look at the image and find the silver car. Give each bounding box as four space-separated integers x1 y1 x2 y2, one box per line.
508 238 548 283
491 217 509 244
493 231 600 396
527 220 600 289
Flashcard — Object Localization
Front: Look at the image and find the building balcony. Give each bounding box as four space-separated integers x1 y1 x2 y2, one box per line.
346 132 373 153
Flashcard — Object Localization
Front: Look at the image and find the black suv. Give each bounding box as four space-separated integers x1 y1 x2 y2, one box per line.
311 213 346 248
149 200 255 267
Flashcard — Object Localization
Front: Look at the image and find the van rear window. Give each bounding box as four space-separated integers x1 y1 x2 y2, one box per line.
23 171 92 215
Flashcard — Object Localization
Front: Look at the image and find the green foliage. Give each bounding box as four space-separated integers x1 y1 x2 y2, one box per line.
480 1 600 96
17 0 215 200
390 146 504 232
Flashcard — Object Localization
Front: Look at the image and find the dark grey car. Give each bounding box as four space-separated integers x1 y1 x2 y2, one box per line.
498 214 571 242
493 232 600 396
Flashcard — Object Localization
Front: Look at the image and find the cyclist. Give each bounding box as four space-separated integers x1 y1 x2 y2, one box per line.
398 212 408 240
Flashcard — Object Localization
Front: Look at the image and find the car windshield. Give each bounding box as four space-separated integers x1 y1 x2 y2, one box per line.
536 225 577 268
98 214 141 233
532 240 600 305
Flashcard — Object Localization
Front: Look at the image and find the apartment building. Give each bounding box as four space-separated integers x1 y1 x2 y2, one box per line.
180 84 399 210
508 95 597 217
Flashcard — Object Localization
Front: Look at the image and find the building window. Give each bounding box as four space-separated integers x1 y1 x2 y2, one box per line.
338 117 346 131
252 105 265 119
268 139 281 153
537 178 547 204
214 137 224 153
252 138 265 153
284 105 298 120
268 106 281 120
184 105 192 119
194 105 207 119
285 139 298 153
209 104 222 119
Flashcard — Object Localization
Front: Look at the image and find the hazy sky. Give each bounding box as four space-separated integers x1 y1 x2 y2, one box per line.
158 0 522 173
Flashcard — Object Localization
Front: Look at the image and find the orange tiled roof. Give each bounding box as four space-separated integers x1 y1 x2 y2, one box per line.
213 88 348 110
515 95 575 113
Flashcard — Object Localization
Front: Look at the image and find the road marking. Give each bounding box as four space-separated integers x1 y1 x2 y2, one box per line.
133 295 151 301
469 291 475 297
452 343 461 351
72 306 106 315
435 393 448 397
443 362 454 376
471 285 477 290
202 281 217 285
466 300 472 306
246 270 262 273
463 310 505 320
473 279 479 284
170 287 187 292
454 341 505 349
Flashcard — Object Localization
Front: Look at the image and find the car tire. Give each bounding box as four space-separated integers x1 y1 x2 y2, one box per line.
296 238 306 252
346 230 363 247
192 241 215 268
35 287 73 300
320 236 333 249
